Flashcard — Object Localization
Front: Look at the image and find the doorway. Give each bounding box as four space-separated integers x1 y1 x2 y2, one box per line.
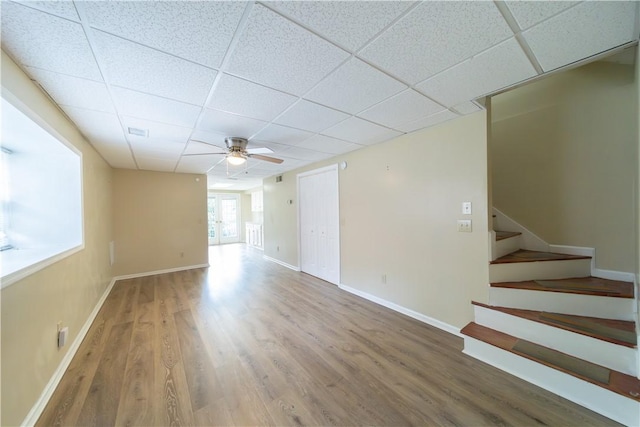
207 193 240 245
298 165 340 285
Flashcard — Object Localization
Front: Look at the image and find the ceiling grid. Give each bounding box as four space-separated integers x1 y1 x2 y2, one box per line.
0 0 637 189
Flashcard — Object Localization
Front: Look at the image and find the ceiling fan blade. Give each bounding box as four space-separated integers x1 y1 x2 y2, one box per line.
183 152 227 156
248 153 284 164
189 139 226 150
246 147 274 154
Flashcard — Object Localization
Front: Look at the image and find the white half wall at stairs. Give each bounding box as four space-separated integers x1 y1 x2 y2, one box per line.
493 207 549 252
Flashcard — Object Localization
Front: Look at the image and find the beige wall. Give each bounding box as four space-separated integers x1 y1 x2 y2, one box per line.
264 112 490 328
113 169 208 276
492 59 637 272
1 51 113 426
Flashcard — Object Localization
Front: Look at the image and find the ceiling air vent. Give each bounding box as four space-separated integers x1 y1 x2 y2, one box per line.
276 175 283 183
127 127 148 137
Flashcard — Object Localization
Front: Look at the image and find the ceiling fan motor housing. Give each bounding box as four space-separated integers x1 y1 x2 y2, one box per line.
225 137 249 152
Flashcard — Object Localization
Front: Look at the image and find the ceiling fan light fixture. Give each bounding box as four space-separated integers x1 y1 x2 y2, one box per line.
226 151 246 165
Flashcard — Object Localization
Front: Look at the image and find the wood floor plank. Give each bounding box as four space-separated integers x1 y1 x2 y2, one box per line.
173 308 222 412
38 244 621 427
35 318 111 427
192 398 234 427
114 301 155 426
153 294 194 426
76 321 133 426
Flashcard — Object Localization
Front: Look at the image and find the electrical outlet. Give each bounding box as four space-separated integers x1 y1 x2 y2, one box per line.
462 201 472 215
58 327 68 348
457 219 472 232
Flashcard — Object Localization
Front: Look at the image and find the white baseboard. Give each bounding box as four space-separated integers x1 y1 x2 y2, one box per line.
338 283 461 337
263 255 300 271
21 276 117 427
114 263 210 281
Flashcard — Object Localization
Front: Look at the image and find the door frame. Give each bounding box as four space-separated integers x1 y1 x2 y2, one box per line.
208 193 241 245
296 163 340 285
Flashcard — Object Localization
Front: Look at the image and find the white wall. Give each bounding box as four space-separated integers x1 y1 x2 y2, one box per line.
1 50 113 427
264 112 490 329
491 58 637 273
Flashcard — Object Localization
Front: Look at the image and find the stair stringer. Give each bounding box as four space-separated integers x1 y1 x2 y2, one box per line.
463 336 640 427
493 207 549 252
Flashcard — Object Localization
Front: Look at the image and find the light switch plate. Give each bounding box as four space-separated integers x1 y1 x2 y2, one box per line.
457 219 472 232
462 201 472 215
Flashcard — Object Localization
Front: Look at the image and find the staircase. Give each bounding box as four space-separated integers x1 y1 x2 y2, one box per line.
462 226 640 426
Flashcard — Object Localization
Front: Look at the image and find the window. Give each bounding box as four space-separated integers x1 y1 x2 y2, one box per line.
1 95 83 287
251 190 263 212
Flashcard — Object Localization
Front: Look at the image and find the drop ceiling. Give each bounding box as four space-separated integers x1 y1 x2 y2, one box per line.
1 1 638 190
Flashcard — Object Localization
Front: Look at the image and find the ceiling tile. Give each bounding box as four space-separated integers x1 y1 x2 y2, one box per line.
273 99 349 133
12 0 79 21
61 106 137 168
522 1 637 72
189 129 229 149
279 147 333 162
26 67 115 113
296 134 362 155
82 1 246 68
176 155 224 173
416 38 536 107
267 1 414 51
176 154 225 174
1 2 101 80
121 116 192 143
90 141 137 169
395 110 459 133
197 109 268 138
359 1 513 84
452 102 483 115
92 31 216 106
358 89 444 129
252 124 314 146
226 4 350 95
183 140 226 155
130 139 186 157
305 58 407 114
61 106 125 146
208 74 297 121
136 156 179 172
505 1 580 30
112 87 202 128
323 117 402 145
248 139 293 155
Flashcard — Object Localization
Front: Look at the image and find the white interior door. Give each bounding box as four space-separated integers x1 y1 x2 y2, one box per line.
208 194 240 245
298 165 340 285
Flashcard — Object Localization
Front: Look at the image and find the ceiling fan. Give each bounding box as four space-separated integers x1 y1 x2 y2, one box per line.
185 137 284 166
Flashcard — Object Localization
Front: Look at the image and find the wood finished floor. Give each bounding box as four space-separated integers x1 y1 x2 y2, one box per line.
37 244 619 426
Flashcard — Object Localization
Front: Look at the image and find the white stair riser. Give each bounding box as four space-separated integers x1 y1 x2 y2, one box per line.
474 306 637 376
494 236 521 260
463 337 640 426
489 288 635 321
490 259 591 282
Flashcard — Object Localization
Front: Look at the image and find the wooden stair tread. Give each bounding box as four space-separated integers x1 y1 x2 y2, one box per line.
495 231 522 241
491 249 591 264
490 276 633 298
472 301 636 347
461 322 640 402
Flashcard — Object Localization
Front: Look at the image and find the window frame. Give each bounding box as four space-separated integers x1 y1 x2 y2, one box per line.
1 89 85 288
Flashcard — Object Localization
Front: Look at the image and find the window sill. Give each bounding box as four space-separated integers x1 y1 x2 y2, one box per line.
1 244 84 289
